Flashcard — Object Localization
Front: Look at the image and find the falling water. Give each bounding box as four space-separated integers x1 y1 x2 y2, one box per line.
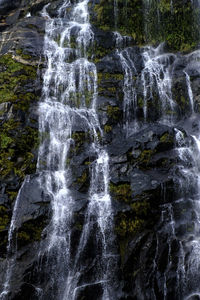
143 0 161 42
184 71 194 113
141 44 176 123
0 176 30 300
63 149 115 299
113 0 118 29
174 74 200 298
113 31 138 134
183 134 200 299
118 49 138 134
36 0 115 299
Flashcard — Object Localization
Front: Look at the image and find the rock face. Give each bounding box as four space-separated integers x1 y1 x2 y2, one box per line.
0 0 200 299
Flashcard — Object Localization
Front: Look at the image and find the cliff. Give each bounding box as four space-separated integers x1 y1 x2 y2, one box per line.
0 0 200 299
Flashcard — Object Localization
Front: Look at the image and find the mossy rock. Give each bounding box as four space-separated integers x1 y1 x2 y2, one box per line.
0 120 39 181
74 169 90 192
0 205 10 231
110 182 132 203
104 124 112 133
115 199 151 264
157 132 174 152
0 52 39 183
0 54 37 105
17 216 48 248
91 0 144 44
128 149 155 170
115 200 150 237
91 0 199 52
106 105 122 123
70 131 91 156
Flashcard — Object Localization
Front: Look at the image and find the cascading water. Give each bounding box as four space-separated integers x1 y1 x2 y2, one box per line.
63 149 115 300
111 5 200 296
114 31 178 134
141 43 176 124
119 48 137 134
113 32 138 134
2 1 200 299
142 0 161 42
0 177 30 300
184 71 194 113
1 0 116 299
36 0 115 299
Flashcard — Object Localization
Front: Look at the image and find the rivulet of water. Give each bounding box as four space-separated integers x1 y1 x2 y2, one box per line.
141 44 176 124
184 71 194 113
0 176 30 300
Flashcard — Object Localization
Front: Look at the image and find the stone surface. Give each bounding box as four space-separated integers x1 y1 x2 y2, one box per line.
0 0 200 299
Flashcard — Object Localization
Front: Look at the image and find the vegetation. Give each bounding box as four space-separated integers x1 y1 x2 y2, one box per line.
92 0 199 52
17 216 48 248
0 54 38 188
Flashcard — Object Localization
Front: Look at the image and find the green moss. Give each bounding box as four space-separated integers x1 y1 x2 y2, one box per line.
91 0 199 51
0 206 9 231
0 54 37 77
144 0 199 51
17 217 47 248
180 95 186 105
160 132 173 143
15 49 32 60
110 182 132 203
107 105 121 121
104 125 112 133
84 161 92 166
0 134 13 149
66 158 71 166
71 131 88 152
116 217 145 237
0 52 39 196
68 90 94 108
138 97 144 108
97 72 124 100
118 238 128 265
0 120 38 180
92 44 115 62
0 54 37 104
115 200 150 240
130 200 150 216
6 191 18 201
77 170 88 184
101 73 123 81
131 149 155 169
92 0 144 44
74 169 90 192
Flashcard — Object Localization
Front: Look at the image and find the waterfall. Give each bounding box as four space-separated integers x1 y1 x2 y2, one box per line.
119 48 138 134
183 134 200 299
184 71 194 113
63 150 115 299
141 44 176 124
0 177 30 300
116 39 178 130
36 0 115 299
2 0 200 299
113 32 138 134
114 0 118 29
142 0 161 42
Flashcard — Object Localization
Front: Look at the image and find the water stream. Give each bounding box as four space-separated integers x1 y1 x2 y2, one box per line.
0 177 30 300
114 31 138 134
1 0 115 299
36 0 115 299
141 43 176 124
